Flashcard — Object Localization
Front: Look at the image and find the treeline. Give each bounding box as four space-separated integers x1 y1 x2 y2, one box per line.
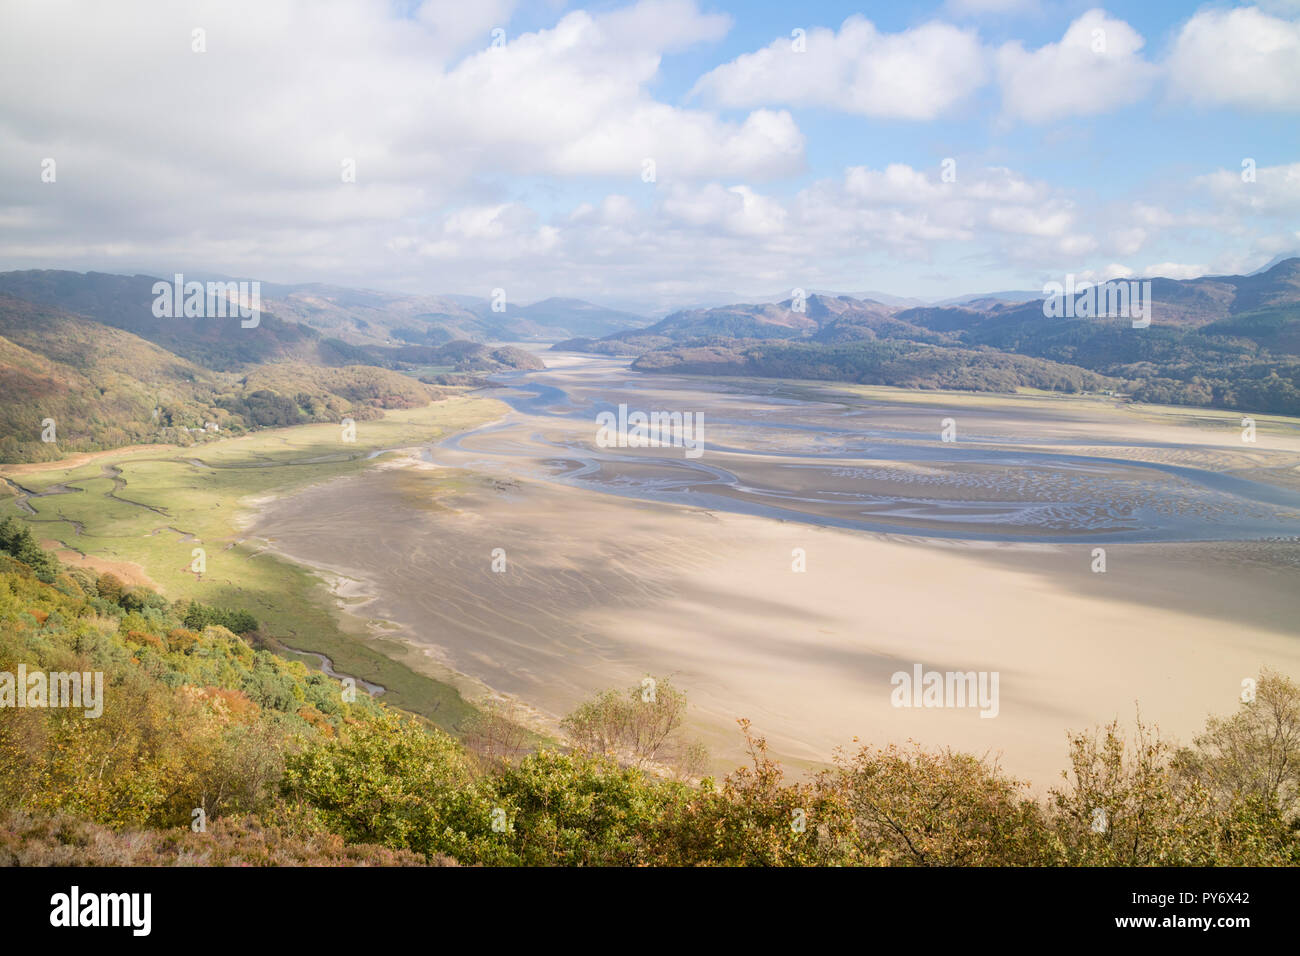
633 340 1116 394
1 527 1297 866
627 324 1300 416
357 341 545 374
0 296 444 463
963 309 1300 416
0 353 437 463
563 279 1300 416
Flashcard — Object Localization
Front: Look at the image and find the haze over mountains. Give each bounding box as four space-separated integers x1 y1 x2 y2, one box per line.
0 271 647 356
560 257 1300 350
3 259 1300 463
558 258 1300 416
0 270 548 462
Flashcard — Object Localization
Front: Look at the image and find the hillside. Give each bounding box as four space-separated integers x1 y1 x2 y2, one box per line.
633 339 1118 393
509 297 647 339
254 283 647 345
354 340 546 374
0 271 364 371
569 260 1300 414
0 296 444 462
0 522 1296 867
0 271 649 361
256 282 490 347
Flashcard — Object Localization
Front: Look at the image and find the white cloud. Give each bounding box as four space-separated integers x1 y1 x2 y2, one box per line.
691 16 989 120
0 0 1291 305
997 9 1157 123
661 183 788 237
1069 263 1135 283
844 164 948 204
1141 262 1211 280
1109 227 1147 256
362 161 1102 306
1195 162 1300 214
1167 7 1300 111
0 0 802 246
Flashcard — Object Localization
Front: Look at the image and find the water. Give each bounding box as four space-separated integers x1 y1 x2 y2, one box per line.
428 358 1300 544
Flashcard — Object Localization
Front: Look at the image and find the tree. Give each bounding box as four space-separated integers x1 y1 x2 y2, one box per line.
656 720 853 866
462 700 532 769
464 750 686 866
1049 716 1226 865
830 740 1052 866
1177 670 1300 822
0 516 58 582
281 712 473 857
561 677 706 775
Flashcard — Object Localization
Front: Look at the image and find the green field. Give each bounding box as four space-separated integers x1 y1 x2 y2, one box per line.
0 395 508 733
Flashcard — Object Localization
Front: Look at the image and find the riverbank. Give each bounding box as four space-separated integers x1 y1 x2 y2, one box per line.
251 452 1300 785
0 396 510 732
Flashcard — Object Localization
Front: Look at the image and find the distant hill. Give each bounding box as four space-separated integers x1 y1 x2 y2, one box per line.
568 259 1300 415
935 290 1043 307
255 284 647 345
0 270 361 371
254 282 487 347
508 298 647 339
555 293 902 353
633 339 1118 394
0 271 650 362
355 340 546 375
0 295 447 463
1248 252 1300 276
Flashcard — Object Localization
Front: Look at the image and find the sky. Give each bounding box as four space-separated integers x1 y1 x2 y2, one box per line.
0 0 1298 314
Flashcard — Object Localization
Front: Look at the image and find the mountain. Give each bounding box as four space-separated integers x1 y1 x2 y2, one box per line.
0 295 224 461
750 288 926 309
355 341 546 379
935 290 1043 307
0 270 361 371
0 271 651 360
251 283 647 344
554 293 904 354
633 340 1117 394
1248 252 1300 276
561 260 1300 351
566 259 1300 416
508 298 647 339
0 294 443 463
253 282 487 347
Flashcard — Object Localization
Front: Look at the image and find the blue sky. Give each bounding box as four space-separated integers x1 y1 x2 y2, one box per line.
2 0 1298 312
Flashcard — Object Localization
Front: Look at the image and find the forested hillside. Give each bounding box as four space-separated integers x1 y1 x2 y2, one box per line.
0 288 539 462
634 339 1118 393
0 297 449 463
2 521 1297 867
565 260 1300 414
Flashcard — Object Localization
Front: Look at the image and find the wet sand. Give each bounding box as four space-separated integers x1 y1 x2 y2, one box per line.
249 356 1300 785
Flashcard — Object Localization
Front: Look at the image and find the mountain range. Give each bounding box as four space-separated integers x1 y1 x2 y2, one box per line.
0 270 555 462
4 260 1300 463
0 271 648 357
556 259 1300 416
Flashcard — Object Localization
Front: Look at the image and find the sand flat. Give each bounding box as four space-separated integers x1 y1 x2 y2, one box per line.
247 356 1300 785
253 464 1300 785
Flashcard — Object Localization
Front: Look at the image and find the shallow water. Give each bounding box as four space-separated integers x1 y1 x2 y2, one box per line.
433 357 1300 543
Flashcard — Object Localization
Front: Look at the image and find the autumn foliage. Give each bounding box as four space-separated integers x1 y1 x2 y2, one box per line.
2 531 1298 867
